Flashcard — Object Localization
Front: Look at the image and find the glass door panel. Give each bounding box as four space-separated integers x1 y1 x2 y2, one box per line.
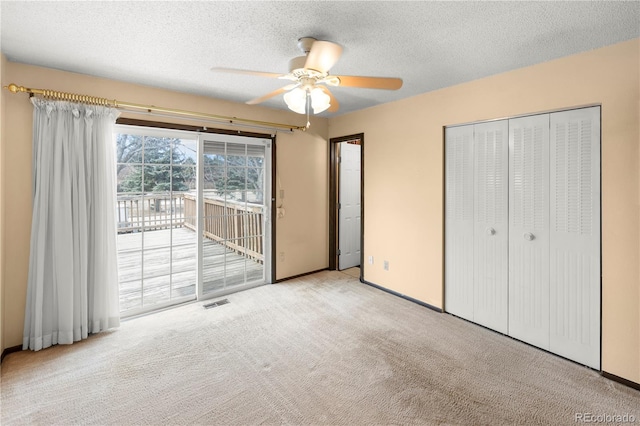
200 136 270 298
115 127 198 316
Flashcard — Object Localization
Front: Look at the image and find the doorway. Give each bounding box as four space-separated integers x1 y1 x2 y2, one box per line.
329 134 364 275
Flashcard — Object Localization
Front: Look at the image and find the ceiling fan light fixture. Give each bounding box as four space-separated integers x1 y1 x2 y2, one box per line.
283 87 307 114
310 87 331 114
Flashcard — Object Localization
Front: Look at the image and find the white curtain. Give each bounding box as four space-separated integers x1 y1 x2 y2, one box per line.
23 98 121 351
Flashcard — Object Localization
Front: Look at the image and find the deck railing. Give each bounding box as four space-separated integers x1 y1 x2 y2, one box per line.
183 194 264 263
117 192 264 263
116 193 185 233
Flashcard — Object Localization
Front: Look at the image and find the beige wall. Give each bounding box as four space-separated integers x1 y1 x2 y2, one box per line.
1 62 329 350
329 39 640 383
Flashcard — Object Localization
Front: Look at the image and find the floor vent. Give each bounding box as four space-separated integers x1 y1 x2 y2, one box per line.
204 299 230 309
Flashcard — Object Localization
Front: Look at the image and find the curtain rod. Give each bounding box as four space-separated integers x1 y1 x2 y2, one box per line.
3 83 307 132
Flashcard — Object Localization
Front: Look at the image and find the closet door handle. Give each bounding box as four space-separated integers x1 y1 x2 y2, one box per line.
524 232 535 241
486 227 496 236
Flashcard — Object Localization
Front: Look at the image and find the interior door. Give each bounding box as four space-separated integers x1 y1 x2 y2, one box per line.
473 120 509 333
508 114 550 349
199 134 271 298
338 141 361 270
445 125 474 321
549 106 601 369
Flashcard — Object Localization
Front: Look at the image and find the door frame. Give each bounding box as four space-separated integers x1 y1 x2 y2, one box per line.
329 133 364 278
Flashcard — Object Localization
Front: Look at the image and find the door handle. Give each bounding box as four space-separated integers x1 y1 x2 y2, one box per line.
524 232 535 241
486 227 496 236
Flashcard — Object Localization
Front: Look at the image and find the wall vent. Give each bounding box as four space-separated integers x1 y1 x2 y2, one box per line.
204 299 230 309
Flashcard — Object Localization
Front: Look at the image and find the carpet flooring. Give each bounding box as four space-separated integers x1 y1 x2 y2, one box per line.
341 267 361 279
2 270 639 425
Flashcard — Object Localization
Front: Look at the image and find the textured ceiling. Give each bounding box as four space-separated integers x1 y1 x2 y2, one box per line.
1 1 639 116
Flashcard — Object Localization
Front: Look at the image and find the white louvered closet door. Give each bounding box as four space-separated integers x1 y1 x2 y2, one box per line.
473 120 509 333
549 107 601 369
445 125 474 321
508 114 551 349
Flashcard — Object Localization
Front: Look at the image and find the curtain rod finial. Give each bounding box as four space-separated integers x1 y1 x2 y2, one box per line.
5 83 31 94
5 83 23 93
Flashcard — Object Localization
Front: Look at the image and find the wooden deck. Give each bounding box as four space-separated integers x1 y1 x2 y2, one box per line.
117 227 264 312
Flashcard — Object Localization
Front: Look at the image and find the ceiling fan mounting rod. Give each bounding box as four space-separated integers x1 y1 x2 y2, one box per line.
300 77 318 91
297 37 317 54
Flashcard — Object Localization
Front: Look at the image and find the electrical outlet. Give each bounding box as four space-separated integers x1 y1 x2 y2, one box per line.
368 256 374 265
279 252 285 262
279 189 285 199
384 260 389 271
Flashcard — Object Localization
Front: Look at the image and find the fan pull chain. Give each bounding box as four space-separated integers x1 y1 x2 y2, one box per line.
306 91 311 129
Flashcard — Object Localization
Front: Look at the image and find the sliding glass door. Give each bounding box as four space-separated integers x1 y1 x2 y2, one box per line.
199 134 272 298
115 126 271 316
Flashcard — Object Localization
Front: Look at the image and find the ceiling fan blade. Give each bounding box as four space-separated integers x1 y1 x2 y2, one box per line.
304 41 343 73
211 67 283 79
246 87 290 105
319 86 340 113
333 75 403 90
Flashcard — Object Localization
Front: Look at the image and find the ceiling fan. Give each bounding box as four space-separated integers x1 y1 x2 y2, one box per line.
212 37 403 115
